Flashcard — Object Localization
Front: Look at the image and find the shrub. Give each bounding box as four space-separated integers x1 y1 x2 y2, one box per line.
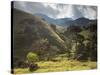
29 63 38 72
26 52 39 71
26 52 38 63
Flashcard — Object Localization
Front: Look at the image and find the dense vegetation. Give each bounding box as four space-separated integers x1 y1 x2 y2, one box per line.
13 8 97 74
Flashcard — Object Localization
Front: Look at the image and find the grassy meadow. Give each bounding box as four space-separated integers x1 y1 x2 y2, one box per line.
14 57 97 74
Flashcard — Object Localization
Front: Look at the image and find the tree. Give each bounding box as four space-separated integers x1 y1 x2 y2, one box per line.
43 45 60 61
64 32 84 59
27 52 38 63
26 52 38 71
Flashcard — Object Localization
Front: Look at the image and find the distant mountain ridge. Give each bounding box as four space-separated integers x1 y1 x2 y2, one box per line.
34 13 73 26
71 17 97 27
34 13 97 27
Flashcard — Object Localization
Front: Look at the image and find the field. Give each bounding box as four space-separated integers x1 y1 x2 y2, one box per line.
14 58 97 74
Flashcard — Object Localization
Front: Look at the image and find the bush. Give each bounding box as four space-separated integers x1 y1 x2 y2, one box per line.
27 52 38 63
29 63 38 71
26 52 39 71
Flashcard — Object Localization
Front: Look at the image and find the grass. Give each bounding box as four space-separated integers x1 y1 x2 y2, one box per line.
14 57 97 74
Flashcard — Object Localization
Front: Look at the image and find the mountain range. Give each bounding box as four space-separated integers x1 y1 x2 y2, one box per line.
13 8 97 60
34 13 97 27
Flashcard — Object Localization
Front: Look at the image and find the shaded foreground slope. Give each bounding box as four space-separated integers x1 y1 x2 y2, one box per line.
13 8 67 61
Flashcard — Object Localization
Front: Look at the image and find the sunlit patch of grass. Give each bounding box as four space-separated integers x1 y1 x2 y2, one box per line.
14 59 97 74
14 68 30 74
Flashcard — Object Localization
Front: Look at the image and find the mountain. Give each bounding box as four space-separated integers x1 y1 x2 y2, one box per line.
34 13 73 26
71 17 96 26
34 13 96 28
13 8 67 59
12 7 97 65
34 13 55 24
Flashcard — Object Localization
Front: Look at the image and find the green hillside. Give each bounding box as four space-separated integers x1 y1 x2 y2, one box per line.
12 8 97 74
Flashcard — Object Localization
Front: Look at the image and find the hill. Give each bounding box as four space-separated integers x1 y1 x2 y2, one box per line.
13 8 67 61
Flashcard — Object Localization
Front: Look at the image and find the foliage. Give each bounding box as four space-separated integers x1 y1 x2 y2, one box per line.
63 23 97 61
27 52 38 63
29 63 38 72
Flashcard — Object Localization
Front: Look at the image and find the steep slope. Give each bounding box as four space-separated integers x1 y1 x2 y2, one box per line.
13 8 67 59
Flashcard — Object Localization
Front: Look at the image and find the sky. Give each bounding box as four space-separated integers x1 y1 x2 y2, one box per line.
14 1 97 20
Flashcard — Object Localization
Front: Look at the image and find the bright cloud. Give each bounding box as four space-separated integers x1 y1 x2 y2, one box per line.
14 1 97 20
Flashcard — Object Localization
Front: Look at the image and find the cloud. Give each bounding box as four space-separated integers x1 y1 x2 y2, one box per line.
14 1 97 20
